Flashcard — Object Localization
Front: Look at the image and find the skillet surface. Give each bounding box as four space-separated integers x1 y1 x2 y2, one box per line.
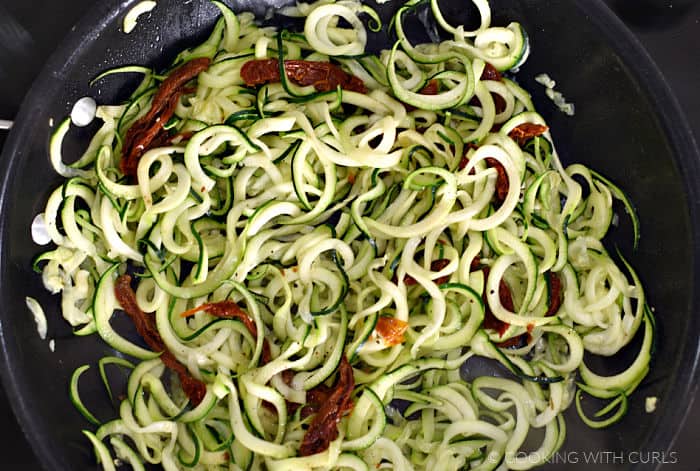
1 1 699 469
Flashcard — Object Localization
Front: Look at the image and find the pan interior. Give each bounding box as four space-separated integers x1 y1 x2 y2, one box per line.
0 1 697 470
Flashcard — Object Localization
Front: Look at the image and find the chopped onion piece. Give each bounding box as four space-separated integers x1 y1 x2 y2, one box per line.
536 73 575 116
535 73 556 88
123 1 157 34
25 296 48 340
645 396 658 413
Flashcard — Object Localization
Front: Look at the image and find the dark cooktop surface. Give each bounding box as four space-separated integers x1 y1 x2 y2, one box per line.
1 0 698 468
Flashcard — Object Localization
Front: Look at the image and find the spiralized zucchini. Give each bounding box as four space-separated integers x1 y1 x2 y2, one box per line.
34 0 653 470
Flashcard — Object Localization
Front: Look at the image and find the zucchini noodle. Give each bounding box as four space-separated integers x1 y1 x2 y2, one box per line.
33 0 653 469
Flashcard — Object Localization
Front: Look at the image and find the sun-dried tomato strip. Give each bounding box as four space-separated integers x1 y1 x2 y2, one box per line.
478 267 514 337
508 123 548 146
180 300 259 335
473 258 541 348
545 272 562 317
459 151 509 204
477 264 545 348
431 258 452 285
181 301 278 363
120 58 211 177
299 356 355 456
419 79 439 95
240 59 279 87
405 79 440 112
114 275 207 405
496 333 530 348
240 59 367 93
299 384 331 419
458 142 480 170
470 255 482 271
375 317 409 347
399 258 451 286
469 94 507 114
481 62 503 82
468 62 506 113
484 157 509 203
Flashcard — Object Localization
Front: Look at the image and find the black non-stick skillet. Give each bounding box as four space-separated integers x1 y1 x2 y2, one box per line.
1 1 699 469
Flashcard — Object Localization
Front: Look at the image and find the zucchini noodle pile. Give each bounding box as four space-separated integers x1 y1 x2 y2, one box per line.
34 0 654 469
